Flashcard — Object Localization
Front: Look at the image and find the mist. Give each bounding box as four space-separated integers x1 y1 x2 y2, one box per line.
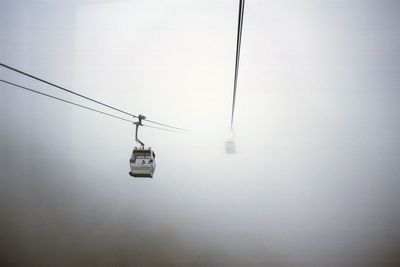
1 0 400 266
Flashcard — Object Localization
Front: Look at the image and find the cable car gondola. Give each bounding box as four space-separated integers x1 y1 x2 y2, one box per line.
225 129 236 154
129 115 156 178
129 147 156 178
225 139 236 154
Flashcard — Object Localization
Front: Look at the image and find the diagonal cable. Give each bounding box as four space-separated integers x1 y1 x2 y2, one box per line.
1 79 191 136
0 62 136 118
0 79 135 123
143 119 190 132
142 124 189 134
230 0 245 130
0 62 190 131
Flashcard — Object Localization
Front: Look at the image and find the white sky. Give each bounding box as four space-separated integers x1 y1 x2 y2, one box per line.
1 1 400 266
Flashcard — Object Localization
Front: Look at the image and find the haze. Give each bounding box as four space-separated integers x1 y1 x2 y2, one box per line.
1 0 400 266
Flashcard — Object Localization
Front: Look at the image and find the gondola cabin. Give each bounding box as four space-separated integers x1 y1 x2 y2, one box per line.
129 148 156 178
225 140 236 154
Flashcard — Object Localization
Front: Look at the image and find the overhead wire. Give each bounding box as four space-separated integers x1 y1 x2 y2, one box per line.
0 79 187 134
230 0 245 130
0 62 190 132
0 79 134 123
0 62 136 118
142 124 189 134
143 119 189 132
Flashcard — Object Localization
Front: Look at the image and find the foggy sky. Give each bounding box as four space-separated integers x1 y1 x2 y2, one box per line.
1 0 400 266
